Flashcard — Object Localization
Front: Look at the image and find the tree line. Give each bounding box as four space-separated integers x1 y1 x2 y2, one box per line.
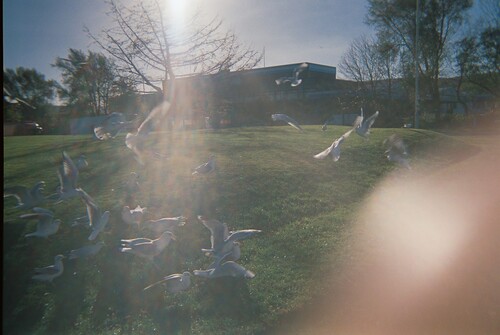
338 0 499 123
4 0 498 130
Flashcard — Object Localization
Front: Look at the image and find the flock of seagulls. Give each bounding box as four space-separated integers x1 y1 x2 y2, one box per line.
4 67 411 297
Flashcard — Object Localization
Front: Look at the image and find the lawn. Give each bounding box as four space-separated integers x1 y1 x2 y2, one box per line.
3 125 477 334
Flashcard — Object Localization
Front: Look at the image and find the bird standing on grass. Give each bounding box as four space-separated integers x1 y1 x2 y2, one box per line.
384 134 411 169
22 207 62 238
32 255 65 283
68 241 105 260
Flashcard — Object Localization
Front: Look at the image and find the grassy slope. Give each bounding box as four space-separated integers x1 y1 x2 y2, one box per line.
3 126 476 334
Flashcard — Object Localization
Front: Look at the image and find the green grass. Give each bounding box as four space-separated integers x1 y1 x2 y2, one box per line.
3 126 478 334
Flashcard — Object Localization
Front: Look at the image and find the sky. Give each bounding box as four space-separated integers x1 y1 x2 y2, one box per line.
3 0 484 83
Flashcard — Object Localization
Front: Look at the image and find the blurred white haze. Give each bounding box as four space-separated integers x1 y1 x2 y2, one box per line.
279 136 500 334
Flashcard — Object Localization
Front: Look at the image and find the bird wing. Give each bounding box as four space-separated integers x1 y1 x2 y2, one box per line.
94 126 111 140
363 111 379 132
62 151 79 189
34 264 58 275
313 142 334 159
137 100 171 136
226 229 261 243
293 63 308 78
4 186 29 203
144 274 180 291
272 114 303 131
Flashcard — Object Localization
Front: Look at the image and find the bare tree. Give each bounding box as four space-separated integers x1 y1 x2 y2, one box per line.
86 0 262 96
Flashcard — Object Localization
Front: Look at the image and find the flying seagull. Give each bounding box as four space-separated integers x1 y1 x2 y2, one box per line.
78 190 110 241
271 114 303 132
275 62 308 87
32 255 65 283
192 155 215 175
384 134 411 169
75 154 89 170
194 251 255 279
119 230 176 260
125 172 140 193
94 113 136 140
313 128 354 161
125 100 171 165
143 271 191 292
68 241 105 260
122 205 146 226
143 216 186 234
197 216 261 257
3 87 36 109
21 207 62 238
48 151 84 203
4 181 46 210
353 108 380 139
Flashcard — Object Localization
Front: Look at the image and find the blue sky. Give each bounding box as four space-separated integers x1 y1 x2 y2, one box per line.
3 0 482 83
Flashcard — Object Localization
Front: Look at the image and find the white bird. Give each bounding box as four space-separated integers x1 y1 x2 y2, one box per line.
32 255 65 283
125 100 172 165
313 128 354 161
94 113 134 140
271 114 303 132
192 155 215 175
197 216 261 256
79 190 110 241
49 151 84 203
143 271 191 293
121 205 146 226
68 241 105 260
4 87 36 109
143 216 186 234
4 181 46 210
119 230 175 260
21 207 62 238
384 134 411 169
194 251 255 279
275 62 308 87
321 122 328 131
353 109 379 138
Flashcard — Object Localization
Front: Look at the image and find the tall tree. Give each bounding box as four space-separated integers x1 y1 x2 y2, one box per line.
366 0 473 119
455 0 499 99
85 0 262 95
53 49 122 116
3 67 58 123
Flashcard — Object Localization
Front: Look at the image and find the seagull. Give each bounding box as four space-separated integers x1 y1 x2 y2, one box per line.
202 229 262 256
78 190 110 241
197 216 261 257
21 207 62 238
271 114 303 132
125 100 172 165
206 242 241 269
384 134 411 169
353 108 379 139
143 271 191 293
275 63 308 87
4 181 46 210
68 241 105 260
119 230 175 260
48 151 84 203
94 113 136 140
321 121 328 131
4 87 36 109
192 155 215 175
313 128 354 161
193 251 255 279
121 205 146 226
143 216 186 234
32 255 65 283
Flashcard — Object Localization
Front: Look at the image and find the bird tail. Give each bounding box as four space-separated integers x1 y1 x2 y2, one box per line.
88 230 99 241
